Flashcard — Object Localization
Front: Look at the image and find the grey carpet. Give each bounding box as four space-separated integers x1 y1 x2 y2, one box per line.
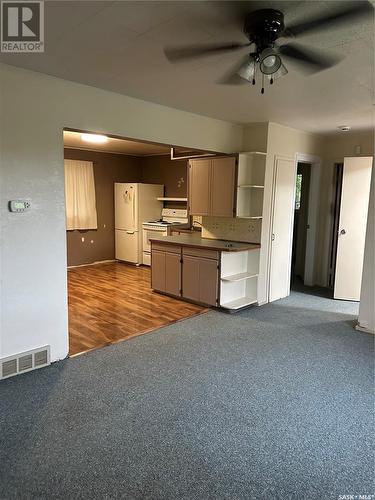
0 290 373 499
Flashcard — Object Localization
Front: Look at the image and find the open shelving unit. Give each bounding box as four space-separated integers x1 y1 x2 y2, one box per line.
236 152 266 219
220 248 260 310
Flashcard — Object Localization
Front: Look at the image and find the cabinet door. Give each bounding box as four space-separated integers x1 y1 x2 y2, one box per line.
189 159 211 216
165 252 181 297
211 157 236 217
182 255 200 302
199 257 219 306
151 250 166 292
182 254 219 306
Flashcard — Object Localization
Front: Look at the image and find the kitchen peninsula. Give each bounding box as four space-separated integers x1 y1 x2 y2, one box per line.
150 234 261 311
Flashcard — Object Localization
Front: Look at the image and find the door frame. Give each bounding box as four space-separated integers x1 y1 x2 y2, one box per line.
294 153 322 286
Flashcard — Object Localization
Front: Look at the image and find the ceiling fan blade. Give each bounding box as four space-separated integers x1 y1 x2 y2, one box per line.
278 43 341 74
164 42 250 63
284 1 374 37
217 54 252 85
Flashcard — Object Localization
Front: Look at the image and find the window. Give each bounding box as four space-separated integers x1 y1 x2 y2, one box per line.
295 173 302 210
64 159 98 230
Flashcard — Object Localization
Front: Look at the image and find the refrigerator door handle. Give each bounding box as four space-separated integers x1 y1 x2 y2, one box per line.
132 187 135 229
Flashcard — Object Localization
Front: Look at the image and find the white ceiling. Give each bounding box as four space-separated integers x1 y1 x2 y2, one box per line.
2 1 374 133
63 130 171 155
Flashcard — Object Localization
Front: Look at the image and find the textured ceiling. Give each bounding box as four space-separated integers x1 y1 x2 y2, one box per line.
1 1 374 133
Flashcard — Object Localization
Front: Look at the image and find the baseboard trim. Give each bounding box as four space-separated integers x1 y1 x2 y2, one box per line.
355 323 375 335
68 260 116 269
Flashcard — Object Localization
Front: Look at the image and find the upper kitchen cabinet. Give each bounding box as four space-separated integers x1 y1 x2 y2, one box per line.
188 158 211 216
188 156 236 217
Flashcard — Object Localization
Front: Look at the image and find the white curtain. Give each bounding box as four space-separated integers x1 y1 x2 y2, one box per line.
64 159 98 230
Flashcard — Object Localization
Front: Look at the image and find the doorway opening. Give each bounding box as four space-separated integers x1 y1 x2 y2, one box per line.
290 161 332 299
291 162 311 288
63 129 213 356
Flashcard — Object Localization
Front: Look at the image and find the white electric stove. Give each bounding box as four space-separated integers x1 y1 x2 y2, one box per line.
142 208 188 265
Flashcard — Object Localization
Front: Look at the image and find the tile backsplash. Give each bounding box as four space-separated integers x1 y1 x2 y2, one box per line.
202 217 261 243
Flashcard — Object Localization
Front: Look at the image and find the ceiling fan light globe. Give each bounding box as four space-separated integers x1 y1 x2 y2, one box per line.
267 62 288 81
260 48 282 75
237 57 256 82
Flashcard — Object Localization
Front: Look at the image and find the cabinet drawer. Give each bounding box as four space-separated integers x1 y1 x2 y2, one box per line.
182 247 219 260
151 243 181 254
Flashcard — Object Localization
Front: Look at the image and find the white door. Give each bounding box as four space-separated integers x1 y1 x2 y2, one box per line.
269 156 297 302
115 183 138 231
115 230 139 263
334 156 373 301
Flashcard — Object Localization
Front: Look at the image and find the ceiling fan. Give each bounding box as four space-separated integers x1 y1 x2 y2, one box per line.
164 1 373 93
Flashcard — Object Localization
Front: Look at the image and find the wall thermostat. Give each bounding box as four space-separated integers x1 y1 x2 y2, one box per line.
9 200 31 213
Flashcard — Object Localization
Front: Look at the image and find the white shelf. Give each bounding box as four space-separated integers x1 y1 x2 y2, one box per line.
238 185 264 189
221 297 257 310
237 216 263 220
247 151 267 156
157 197 188 202
221 272 258 282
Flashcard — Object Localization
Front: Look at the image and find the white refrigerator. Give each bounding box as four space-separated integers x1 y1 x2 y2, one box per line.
115 183 164 265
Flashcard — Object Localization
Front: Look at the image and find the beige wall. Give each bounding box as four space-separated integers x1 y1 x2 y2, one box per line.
262 123 324 300
64 151 188 267
0 63 242 362
64 148 142 267
358 164 374 333
140 155 187 199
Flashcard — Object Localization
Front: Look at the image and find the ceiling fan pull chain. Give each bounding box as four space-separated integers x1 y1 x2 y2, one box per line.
261 73 265 94
270 77 274 85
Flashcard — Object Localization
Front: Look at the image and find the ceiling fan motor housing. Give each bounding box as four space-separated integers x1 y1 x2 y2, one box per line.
244 9 285 50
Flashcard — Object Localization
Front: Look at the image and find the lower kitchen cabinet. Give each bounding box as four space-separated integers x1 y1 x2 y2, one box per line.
182 255 218 306
151 250 166 292
151 244 181 297
151 241 260 310
165 252 181 296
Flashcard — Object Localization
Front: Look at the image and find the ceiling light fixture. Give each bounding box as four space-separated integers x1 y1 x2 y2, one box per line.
81 133 108 144
259 48 281 75
237 47 288 94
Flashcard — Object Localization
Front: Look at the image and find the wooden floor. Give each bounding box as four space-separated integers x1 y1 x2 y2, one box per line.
68 262 208 356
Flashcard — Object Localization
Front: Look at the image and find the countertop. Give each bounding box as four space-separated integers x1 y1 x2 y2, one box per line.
150 233 260 252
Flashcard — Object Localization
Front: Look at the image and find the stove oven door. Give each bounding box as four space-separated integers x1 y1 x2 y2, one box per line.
142 227 167 265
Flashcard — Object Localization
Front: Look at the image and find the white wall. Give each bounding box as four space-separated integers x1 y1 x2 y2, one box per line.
0 63 242 362
358 162 374 334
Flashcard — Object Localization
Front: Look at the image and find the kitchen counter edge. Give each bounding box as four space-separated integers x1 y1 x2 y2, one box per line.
149 235 260 252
